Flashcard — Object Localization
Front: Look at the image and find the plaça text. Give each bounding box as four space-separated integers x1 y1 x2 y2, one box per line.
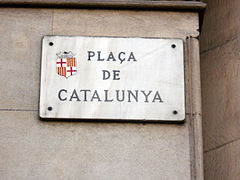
87 51 137 64
58 89 163 103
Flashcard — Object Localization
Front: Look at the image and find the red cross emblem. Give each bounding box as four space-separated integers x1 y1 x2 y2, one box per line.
57 58 66 67
67 67 77 75
56 52 77 78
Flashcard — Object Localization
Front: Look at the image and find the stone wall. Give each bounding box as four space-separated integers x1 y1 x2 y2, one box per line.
0 6 202 179
200 0 240 179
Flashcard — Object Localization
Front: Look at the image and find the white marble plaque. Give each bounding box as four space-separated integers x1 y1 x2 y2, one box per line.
39 36 185 121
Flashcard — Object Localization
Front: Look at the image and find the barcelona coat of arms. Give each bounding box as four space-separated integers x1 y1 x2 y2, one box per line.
56 51 77 78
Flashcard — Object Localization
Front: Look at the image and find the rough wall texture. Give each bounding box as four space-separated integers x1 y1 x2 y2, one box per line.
0 8 201 180
200 0 240 179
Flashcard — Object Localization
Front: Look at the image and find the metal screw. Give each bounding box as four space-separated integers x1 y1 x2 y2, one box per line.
173 110 178 115
48 106 53 111
49 42 54 46
171 44 176 48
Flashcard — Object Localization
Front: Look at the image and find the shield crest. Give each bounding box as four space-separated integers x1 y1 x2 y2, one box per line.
56 51 77 78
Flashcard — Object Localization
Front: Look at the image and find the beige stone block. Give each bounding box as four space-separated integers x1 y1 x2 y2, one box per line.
204 140 240 180
200 0 240 52
53 9 199 39
0 8 52 110
0 111 191 179
201 38 240 151
187 38 204 180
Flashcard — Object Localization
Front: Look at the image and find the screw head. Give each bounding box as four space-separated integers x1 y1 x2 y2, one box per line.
171 44 176 48
173 110 178 115
49 42 54 46
48 106 53 111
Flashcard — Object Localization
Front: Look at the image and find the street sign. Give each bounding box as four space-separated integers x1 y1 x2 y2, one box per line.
40 36 185 121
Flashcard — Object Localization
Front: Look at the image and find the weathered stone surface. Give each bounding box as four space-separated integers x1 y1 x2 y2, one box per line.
0 111 191 179
200 0 240 52
53 9 199 39
201 37 240 152
0 8 52 110
204 140 240 180
200 1 240 179
187 38 204 180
